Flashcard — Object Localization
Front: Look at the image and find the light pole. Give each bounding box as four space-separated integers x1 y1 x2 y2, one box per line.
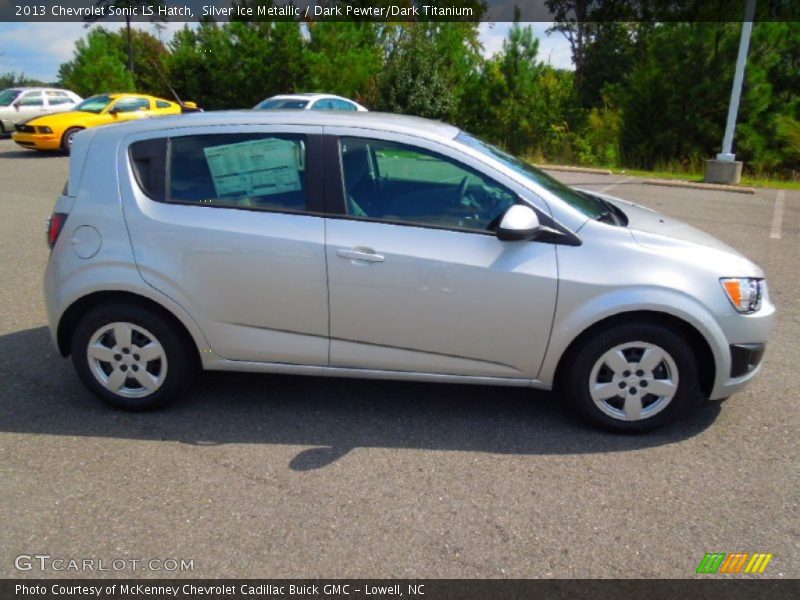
704 0 756 184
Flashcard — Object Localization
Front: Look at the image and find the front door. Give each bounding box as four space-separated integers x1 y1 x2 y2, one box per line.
325 134 558 379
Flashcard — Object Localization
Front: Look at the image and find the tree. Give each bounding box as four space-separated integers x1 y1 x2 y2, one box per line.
0 72 49 88
306 22 384 105
58 28 135 97
108 28 170 96
376 25 457 120
85 1 166 74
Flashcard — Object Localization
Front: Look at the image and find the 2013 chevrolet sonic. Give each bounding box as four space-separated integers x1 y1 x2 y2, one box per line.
43 111 775 431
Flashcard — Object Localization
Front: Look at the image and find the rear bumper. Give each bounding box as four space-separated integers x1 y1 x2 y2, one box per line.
12 131 61 151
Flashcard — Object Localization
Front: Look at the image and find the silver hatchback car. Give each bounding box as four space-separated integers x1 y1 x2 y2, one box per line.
44 111 775 431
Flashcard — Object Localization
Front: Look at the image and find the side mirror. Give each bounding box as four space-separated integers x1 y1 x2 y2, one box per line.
108 107 119 115
13 103 20 111
495 204 542 241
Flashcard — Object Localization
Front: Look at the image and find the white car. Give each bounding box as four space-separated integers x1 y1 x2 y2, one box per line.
0 87 82 134
254 93 367 112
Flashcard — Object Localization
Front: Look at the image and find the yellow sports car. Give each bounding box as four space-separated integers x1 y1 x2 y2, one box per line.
12 93 196 153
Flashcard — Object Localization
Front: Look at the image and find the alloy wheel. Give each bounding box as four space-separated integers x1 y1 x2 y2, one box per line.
86 322 168 398
588 341 679 421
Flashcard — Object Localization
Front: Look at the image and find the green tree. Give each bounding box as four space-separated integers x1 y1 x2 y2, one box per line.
306 22 383 105
377 25 456 120
85 1 166 73
108 28 170 96
619 22 739 170
58 28 135 97
0 72 49 88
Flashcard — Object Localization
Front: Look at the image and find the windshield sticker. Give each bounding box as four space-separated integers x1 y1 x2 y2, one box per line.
203 138 301 198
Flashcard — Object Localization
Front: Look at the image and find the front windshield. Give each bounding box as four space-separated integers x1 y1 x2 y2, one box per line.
456 132 604 219
0 89 21 107
255 98 309 110
75 94 114 114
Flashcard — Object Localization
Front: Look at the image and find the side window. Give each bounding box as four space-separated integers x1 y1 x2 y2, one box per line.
18 92 44 107
156 100 171 109
113 97 151 113
312 99 334 111
340 137 518 232
46 91 73 105
168 133 308 212
333 99 357 111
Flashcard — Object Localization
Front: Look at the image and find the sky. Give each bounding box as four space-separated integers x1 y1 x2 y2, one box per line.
0 21 573 84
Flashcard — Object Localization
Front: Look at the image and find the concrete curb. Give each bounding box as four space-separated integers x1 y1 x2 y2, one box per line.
537 164 613 175
642 178 755 194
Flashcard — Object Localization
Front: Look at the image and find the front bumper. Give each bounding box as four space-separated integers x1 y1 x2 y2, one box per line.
12 131 61 151
709 299 775 399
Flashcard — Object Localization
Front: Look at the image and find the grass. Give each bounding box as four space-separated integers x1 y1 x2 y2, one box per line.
552 164 800 190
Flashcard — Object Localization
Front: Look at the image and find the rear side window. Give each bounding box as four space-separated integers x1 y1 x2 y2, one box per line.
156 100 171 109
46 91 73 105
169 134 308 212
114 97 151 113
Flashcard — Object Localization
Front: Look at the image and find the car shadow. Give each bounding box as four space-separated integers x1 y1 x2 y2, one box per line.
0 327 722 470
0 148 63 159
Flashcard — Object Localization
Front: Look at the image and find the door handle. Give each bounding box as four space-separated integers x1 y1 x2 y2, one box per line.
337 248 385 263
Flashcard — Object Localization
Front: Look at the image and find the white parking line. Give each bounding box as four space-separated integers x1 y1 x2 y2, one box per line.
769 189 785 239
599 176 633 194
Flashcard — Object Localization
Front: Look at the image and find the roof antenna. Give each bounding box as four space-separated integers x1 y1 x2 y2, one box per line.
146 57 201 113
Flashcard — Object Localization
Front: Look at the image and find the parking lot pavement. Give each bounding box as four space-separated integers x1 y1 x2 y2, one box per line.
0 137 797 578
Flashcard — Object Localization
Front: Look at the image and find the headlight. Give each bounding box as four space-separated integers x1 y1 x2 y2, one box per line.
37 126 52 134
720 278 764 313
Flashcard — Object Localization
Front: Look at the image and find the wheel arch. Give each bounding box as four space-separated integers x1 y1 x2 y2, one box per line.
57 290 201 369
61 125 85 146
553 310 716 397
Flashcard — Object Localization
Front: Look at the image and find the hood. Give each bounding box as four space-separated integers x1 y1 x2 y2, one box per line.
582 189 745 257
25 110 101 128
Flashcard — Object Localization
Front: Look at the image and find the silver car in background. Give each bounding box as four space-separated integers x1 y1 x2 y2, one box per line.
43 111 774 431
0 87 82 133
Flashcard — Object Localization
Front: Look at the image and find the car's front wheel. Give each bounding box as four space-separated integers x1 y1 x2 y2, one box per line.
61 127 82 154
71 303 197 410
563 322 703 432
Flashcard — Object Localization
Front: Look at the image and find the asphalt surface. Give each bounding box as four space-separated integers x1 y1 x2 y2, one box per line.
0 137 797 579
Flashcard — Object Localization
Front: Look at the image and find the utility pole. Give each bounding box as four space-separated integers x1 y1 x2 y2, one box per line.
704 0 756 184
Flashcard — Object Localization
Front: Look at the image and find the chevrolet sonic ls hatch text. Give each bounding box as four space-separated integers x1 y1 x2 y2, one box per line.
43 111 775 431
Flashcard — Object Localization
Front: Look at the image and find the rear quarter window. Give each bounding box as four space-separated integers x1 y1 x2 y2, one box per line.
129 138 167 201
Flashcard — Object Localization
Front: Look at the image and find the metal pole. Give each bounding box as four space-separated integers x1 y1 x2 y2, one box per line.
717 0 756 161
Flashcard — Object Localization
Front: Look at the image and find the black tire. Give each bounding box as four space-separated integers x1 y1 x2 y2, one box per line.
70 303 197 411
61 127 82 154
562 321 704 432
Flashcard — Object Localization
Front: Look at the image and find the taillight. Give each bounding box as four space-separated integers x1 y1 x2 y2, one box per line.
47 213 68 249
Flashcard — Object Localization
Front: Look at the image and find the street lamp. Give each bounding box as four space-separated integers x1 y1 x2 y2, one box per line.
704 0 756 185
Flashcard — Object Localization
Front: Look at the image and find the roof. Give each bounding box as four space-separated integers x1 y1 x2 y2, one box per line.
4 87 76 93
93 110 461 143
268 93 353 101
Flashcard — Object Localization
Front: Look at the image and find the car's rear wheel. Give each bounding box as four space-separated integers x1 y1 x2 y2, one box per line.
563 322 703 432
61 127 82 154
71 304 197 410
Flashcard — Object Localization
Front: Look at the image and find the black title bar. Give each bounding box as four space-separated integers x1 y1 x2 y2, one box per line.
3 579 800 600
2 0 799 23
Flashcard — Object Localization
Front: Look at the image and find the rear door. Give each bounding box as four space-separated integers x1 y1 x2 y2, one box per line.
323 129 559 380
120 125 329 365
